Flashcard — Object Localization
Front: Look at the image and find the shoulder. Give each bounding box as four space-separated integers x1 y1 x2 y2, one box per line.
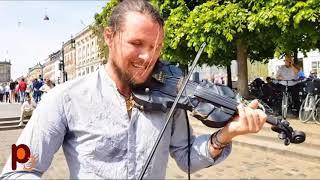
41 69 106 102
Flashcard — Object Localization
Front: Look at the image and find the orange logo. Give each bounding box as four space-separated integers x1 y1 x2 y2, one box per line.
11 144 37 171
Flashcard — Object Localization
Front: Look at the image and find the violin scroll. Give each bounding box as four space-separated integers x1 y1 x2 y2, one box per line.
269 116 306 145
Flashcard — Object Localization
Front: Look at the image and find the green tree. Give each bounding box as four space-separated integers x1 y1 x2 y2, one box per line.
91 0 119 64
93 0 320 97
154 0 320 97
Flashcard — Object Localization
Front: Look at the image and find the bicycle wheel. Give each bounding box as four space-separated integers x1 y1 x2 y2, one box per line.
312 98 320 124
299 94 314 123
282 93 288 119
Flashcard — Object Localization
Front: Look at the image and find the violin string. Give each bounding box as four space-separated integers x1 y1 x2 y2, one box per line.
160 77 238 108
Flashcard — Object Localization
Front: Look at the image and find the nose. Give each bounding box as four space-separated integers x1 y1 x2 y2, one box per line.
138 51 150 62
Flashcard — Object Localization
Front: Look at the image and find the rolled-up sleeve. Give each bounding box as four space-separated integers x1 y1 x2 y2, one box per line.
169 109 232 173
0 91 68 179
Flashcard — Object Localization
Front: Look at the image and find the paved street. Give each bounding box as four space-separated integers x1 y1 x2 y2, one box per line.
0 129 319 179
0 104 319 179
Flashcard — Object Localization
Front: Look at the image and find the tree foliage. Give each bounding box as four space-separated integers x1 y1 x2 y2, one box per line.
92 0 320 96
92 0 119 63
93 0 320 64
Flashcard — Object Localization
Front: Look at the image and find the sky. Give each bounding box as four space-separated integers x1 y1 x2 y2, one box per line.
0 1 109 79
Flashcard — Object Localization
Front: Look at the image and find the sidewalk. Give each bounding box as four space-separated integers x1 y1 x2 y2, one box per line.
0 103 319 179
0 103 21 119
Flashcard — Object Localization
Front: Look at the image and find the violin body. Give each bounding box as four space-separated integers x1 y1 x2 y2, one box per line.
133 61 240 128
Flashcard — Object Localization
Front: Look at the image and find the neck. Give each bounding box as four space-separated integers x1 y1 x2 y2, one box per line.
104 62 131 98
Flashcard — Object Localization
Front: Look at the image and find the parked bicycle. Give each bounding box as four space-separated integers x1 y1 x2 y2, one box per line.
273 79 306 120
299 79 320 124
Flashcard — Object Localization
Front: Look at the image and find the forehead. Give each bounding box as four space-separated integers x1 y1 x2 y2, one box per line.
120 12 164 42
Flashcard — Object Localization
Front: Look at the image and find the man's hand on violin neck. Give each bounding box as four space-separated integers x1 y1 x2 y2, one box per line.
223 100 267 141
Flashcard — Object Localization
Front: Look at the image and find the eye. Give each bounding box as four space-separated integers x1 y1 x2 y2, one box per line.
130 41 142 46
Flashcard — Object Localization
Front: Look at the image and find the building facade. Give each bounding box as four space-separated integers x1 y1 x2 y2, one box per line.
43 56 55 83
0 60 11 83
27 63 43 84
300 50 320 78
74 26 103 77
43 50 62 84
63 38 76 81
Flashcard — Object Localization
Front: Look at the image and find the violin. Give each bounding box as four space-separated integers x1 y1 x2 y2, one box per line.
132 60 306 145
135 43 305 179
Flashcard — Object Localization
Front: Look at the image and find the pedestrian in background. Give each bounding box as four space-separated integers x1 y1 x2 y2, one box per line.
4 83 10 103
9 80 15 103
14 81 20 103
26 81 33 98
276 54 300 115
0 84 4 103
18 78 27 103
39 79 54 94
33 78 42 103
18 95 37 127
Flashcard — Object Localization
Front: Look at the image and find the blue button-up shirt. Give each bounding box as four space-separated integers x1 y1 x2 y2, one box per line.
1 66 231 179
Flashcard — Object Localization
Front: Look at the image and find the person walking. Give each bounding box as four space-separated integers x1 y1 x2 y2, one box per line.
9 80 16 103
18 78 27 103
0 84 4 103
4 83 10 103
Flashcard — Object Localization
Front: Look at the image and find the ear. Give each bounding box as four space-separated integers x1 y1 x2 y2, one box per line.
103 27 114 46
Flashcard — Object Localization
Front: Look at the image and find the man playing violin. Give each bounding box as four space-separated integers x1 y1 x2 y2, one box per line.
1 0 267 179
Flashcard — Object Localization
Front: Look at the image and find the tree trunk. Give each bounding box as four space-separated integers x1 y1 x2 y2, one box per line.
226 65 232 89
236 39 249 98
293 49 298 64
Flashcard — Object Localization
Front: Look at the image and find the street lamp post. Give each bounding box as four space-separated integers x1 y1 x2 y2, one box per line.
60 42 65 83
60 37 75 83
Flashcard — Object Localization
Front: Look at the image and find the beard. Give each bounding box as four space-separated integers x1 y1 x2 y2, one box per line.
110 59 139 89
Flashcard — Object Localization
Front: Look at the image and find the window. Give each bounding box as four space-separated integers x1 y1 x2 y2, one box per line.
78 49 81 60
91 41 94 54
87 44 90 57
91 66 94 72
82 47 85 59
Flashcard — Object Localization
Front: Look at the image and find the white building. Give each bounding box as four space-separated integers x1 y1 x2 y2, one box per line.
193 60 238 81
74 25 103 77
300 50 320 77
43 50 62 84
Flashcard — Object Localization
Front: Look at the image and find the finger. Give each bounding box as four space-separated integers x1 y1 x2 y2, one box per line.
253 111 261 132
245 107 255 132
257 109 267 126
247 99 259 109
237 104 249 131
237 104 246 118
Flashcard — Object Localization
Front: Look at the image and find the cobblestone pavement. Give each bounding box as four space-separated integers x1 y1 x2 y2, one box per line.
0 129 319 179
